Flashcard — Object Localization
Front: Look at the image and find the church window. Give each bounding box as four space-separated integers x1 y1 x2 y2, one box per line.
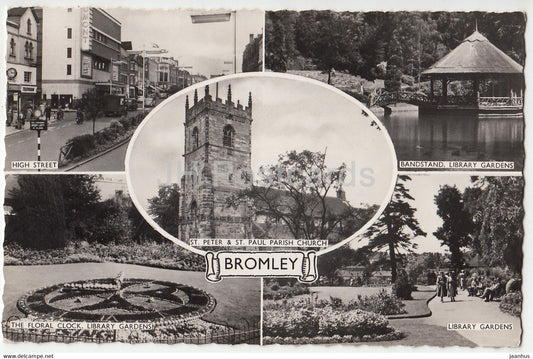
190 200 198 215
192 127 199 149
223 125 235 147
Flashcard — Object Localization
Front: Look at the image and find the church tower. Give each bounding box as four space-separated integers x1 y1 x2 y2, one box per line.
179 84 253 243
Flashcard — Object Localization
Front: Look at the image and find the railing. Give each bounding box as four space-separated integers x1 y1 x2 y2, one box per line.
479 97 523 107
2 320 260 345
369 89 431 108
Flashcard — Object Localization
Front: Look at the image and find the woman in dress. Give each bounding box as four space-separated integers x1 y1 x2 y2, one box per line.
447 271 457 302
436 272 448 302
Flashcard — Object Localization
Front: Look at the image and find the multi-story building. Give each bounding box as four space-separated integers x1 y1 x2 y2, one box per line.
40 7 122 108
6 7 40 123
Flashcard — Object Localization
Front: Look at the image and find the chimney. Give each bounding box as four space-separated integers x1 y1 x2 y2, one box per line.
249 34 254 43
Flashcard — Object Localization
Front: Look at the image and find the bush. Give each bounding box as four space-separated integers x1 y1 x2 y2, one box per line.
352 289 406 315
69 134 96 158
499 292 522 317
393 270 413 299
263 279 310 300
264 302 394 339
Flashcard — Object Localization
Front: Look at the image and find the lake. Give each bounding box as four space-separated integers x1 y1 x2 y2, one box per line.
378 109 524 171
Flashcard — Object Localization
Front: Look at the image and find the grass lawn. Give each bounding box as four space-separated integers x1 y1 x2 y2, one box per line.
3 263 260 329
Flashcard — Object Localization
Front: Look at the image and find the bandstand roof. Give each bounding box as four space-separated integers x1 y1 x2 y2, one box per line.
422 30 523 77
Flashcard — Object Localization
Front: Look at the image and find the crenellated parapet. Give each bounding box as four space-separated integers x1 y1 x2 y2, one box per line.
185 84 252 125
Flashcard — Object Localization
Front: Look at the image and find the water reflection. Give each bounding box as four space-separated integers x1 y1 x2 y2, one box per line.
379 110 524 170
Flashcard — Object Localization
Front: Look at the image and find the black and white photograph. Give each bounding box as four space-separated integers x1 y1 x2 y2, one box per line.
2 174 260 344
6 7 263 172
263 174 523 346
265 11 525 170
1 2 530 357
126 73 397 253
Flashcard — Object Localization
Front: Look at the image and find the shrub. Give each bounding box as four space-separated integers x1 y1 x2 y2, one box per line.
352 289 406 315
393 270 413 299
263 279 310 300
499 292 522 317
69 134 96 158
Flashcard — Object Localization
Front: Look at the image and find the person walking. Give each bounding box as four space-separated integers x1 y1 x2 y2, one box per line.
436 272 448 302
45 105 52 122
447 271 457 302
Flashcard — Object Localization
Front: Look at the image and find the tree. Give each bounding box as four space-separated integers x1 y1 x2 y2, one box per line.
79 88 105 134
230 150 371 242
433 185 474 271
6 175 101 249
317 245 371 281
364 175 426 283
462 177 524 273
148 183 181 238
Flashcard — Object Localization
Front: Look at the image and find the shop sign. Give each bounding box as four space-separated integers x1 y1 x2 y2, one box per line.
81 53 93 78
21 86 37 93
81 8 91 51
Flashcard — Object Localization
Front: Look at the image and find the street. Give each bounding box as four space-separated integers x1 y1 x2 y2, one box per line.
5 110 140 172
65 141 129 171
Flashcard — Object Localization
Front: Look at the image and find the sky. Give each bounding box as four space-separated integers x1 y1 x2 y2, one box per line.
106 8 264 76
127 74 397 230
380 173 477 254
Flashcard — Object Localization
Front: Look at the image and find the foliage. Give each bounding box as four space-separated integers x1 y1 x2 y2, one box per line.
6 175 101 249
3 242 204 271
318 245 372 281
364 175 426 283
230 150 366 243
62 113 146 165
263 279 310 300
392 269 413 299
266 11 526 82
462 177 524 273
434 185 475 271
264 297 394 339
354 289 407 315
148 183 181 237
78 88 105 122
263 331 403 344
499 292 522 317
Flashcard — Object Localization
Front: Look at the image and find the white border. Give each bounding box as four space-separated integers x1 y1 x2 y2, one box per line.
125 71 398 257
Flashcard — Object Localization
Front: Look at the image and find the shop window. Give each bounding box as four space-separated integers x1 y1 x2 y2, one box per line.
67 28 72 39
24 72 31 83
67 47 72 58
67 64 72 75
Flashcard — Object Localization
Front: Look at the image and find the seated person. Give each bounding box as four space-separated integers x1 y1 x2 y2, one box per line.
480 281 502 302
468 278 478 296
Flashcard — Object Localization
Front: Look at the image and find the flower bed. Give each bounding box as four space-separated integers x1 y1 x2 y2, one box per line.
263 296 401 343
59 112 147 167
499 292 522 317
4 242 204 272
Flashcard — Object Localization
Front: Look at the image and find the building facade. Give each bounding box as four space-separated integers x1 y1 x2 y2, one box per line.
179 85 254 242
40 7 121 108
6 7 39 123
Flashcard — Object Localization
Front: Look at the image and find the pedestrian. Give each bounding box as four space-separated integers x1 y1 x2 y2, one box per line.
45 105 52 122
447 271 457 302
436 271 447 302
57 106 64 121
76 107 84 124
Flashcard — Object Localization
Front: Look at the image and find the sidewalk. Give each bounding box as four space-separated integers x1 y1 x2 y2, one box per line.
5 110 75 137
425 289 521 347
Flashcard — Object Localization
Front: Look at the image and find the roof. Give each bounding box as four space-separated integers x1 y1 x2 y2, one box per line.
7 7 39 26
422 31 523 76
253 187 352 217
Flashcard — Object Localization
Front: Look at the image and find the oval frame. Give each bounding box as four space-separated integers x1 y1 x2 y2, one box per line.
125 72 398 257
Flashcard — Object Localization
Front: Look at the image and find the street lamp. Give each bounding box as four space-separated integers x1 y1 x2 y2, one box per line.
191 11 236 74
128 46 168 112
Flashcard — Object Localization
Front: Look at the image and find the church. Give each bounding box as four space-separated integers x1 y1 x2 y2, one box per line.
178 84 371 245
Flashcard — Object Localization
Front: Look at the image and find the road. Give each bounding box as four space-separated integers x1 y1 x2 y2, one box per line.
66 141 129 171
5 110 140 172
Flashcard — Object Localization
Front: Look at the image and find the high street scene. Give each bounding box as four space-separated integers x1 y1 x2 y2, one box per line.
6 7 264 172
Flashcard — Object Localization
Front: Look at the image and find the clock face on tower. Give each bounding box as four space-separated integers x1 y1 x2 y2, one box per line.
7 68 17 80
